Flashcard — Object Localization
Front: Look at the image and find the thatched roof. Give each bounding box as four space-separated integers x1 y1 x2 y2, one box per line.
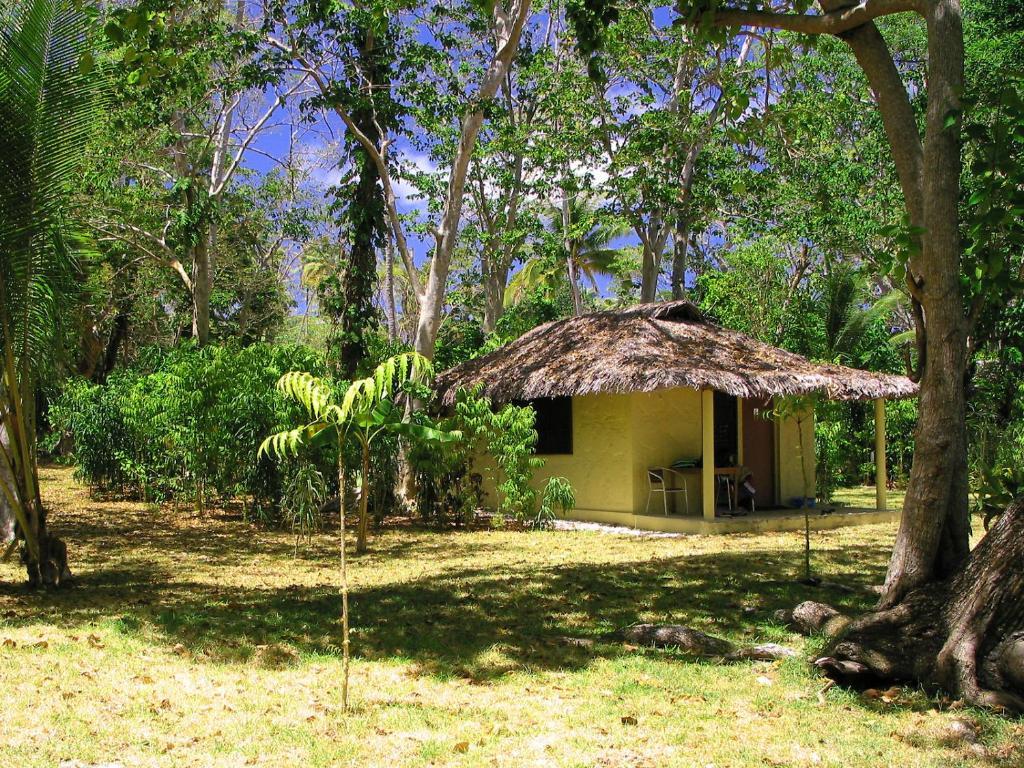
436 300 917 404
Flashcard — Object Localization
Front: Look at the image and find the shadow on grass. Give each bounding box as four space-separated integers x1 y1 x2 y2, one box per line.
0 531 891 683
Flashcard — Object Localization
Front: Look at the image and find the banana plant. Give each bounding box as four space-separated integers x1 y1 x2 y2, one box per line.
259 351 459 709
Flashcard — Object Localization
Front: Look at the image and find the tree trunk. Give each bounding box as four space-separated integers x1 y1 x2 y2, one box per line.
192 230 212 345
816 499 1024 714
0 425 15 546
670 215 689 300
356 442 370 553
687 0 982 696
482 258 507 333
337 447 351 710
877 0 970 606
0 393 71 589
384 234 399 343
411 0 530 360
92 308 129 384
696 0 972 606
25 512 72 589
639 241 659 303
567 254 583 316
560 188 583 316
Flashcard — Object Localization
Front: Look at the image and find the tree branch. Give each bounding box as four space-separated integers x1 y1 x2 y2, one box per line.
265 34 424 304
689 0 925 36
93 224 194 292
209 74 311 198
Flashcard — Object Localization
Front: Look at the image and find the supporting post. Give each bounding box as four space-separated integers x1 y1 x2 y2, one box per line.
736 397 744 468
702 389 715 520
874 398 887 511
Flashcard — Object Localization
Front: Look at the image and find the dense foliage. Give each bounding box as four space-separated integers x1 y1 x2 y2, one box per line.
48 343 326 516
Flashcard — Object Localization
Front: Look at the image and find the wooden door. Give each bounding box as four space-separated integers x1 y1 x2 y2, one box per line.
742 397 776 506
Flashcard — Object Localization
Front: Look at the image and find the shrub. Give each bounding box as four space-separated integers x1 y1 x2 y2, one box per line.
411 387 493 527
412 387 572 529
535 476 575 530
47 342 327 514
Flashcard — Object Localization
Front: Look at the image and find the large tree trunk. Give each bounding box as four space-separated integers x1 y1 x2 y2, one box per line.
690 0 986 703
812 0 971 606
876 0 970 605
702 0 974 610
816 499 1024 714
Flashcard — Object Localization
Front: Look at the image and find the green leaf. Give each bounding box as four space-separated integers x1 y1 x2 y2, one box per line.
103 20 124 45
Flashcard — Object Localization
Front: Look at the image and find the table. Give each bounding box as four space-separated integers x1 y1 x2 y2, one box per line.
657 465 740 511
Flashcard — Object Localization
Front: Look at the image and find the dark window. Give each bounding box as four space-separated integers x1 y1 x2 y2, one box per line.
529 397 573 455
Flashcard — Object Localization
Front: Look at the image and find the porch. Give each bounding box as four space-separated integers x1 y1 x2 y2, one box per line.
561 503 900 536
683 391 893 520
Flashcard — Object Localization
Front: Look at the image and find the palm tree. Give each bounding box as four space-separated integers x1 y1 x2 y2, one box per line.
506 197 630 314
0 0 101 586
260 352 458 709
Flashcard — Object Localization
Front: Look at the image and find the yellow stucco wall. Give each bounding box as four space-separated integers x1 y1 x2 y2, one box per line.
477 392 635 514
534 393 634 513
629 388 704 514
776 407 817 505
476 389 816 517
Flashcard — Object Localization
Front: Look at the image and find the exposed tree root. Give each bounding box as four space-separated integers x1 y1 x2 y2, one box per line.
807 500 1024 715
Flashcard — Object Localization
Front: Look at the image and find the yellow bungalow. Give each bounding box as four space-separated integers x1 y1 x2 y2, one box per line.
436 301 917 534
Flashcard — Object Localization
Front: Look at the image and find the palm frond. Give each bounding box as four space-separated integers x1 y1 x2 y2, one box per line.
504 257 559 306
276 371 336 419
258 422 331 459
0 0 103 372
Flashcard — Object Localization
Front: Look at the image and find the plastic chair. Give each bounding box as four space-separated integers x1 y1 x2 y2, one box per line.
645 468 689 516
716 473 734 512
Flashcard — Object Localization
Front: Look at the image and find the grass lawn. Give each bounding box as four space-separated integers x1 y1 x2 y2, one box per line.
831 485 907 510
0 467 1020 767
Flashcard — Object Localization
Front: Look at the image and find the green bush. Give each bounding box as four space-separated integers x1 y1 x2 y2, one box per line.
412 387 572 528
411 387 493 527
814 398 918 495
47 342 326 515
535 476 575 531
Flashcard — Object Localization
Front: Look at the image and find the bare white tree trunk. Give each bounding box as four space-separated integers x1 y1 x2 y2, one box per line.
384 233 399 343
412 0 532 358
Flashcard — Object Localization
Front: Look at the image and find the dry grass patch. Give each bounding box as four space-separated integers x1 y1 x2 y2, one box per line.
0 466 1020 767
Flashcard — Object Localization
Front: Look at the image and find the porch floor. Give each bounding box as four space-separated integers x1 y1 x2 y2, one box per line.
561 505 900 535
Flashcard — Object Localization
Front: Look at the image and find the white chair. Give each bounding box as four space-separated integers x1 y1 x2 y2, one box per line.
716 473 734 512
645 468 689 516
